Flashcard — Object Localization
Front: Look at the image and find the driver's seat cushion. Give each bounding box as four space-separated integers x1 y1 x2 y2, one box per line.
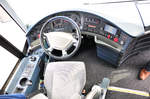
44 61 86 99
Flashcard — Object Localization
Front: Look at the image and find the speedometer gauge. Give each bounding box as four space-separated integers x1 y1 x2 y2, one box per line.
70 13 82 29
52 19 63 28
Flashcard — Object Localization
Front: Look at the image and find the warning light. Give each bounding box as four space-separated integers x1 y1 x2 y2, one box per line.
114 37 118 42
38 34 40 38
107 35 111 39
88 25 96 28
64 20 68 23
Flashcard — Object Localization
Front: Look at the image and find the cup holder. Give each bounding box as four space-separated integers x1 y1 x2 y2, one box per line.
19 77 32 87
20 78 28 86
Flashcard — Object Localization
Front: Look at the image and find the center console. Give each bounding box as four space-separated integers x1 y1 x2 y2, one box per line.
95 23 132 66
82 13 132 66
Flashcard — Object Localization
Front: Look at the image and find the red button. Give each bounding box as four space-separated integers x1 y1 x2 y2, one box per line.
38 34 40 38
107 35 111 39
114 37 118 42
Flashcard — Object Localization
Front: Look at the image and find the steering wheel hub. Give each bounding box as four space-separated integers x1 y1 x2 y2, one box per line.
46 32 76 50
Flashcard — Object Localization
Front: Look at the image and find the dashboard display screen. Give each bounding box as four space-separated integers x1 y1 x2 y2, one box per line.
104 24 117 35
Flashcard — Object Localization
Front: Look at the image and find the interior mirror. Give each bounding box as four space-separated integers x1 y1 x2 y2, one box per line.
0 6 12 23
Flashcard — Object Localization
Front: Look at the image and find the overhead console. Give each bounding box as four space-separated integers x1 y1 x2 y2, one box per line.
26 11 133 66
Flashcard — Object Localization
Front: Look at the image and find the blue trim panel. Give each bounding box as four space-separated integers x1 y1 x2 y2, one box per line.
6 49 46 95
6 58 29 94
0 94 26 99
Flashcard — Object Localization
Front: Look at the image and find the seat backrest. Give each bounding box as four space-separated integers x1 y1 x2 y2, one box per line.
44 61 86 99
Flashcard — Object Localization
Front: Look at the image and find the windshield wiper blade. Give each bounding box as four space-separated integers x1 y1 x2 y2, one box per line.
84 0 149 5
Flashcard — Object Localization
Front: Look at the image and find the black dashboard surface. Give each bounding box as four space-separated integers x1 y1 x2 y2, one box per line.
27 11 131 50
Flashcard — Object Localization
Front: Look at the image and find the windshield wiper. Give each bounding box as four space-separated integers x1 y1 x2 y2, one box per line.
84 0 149 5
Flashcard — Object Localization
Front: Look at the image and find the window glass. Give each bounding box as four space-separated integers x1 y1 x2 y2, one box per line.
0 7 26 51
0 46 18 89
0 6 26 89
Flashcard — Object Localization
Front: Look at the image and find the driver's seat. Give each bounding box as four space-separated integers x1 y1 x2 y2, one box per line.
31 61 86 99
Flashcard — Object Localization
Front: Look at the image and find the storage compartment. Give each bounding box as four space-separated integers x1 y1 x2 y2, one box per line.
96 45 122 67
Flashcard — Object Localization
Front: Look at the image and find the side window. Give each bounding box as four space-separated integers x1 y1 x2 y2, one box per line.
0 6 26 51
0 5 26 89
0 46 18 88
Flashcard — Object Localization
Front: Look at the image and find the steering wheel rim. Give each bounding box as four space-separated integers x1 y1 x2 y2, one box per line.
40 16 81 60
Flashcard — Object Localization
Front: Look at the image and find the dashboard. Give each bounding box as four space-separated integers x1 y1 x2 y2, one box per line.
27 11 131 49
26 11 133 65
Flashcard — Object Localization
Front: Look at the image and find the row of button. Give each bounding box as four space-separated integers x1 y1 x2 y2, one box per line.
83 23 98 33
84 25 119 43
107 34 125 45
85 17 100 24
83 24 125 45
107 34 118 42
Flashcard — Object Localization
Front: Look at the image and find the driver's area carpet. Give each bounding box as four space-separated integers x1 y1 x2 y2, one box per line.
68 36 150 99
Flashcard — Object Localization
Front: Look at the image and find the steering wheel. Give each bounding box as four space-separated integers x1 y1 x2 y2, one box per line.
40 16 81 60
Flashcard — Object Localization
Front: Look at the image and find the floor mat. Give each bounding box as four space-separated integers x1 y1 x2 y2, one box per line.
68 37 150 99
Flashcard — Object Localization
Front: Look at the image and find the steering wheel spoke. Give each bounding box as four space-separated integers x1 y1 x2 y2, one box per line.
72 38 78 47
47 46 54 52
72 38 78 43
62 50 68 57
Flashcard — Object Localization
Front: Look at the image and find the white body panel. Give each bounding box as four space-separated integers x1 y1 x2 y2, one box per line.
7 0 150 37
137 0 150 27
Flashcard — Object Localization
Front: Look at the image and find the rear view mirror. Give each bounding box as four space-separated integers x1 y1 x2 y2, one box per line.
0 6 12 23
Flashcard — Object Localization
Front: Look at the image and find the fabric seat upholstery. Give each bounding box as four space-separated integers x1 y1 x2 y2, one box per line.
31 61 86 99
